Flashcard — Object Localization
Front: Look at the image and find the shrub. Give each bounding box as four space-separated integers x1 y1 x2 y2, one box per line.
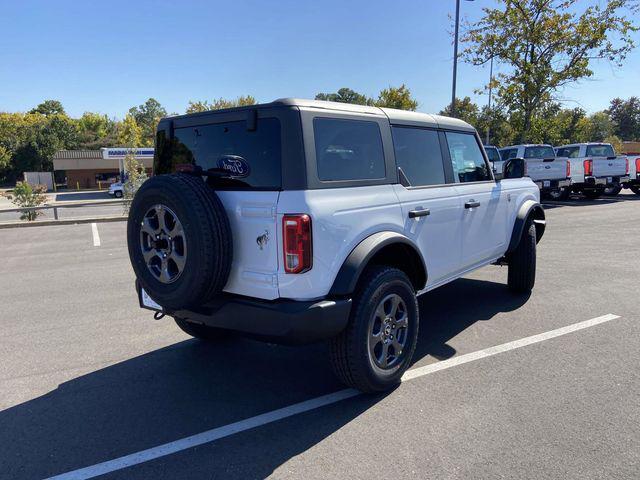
8 182 48 221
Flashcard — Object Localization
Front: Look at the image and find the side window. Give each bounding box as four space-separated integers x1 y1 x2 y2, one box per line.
313 118 385 181
499 149 516 161
391 127 446 186
445 132 491 183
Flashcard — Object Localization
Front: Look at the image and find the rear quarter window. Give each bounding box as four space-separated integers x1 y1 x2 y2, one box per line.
313 118 385 181
156 118 282 190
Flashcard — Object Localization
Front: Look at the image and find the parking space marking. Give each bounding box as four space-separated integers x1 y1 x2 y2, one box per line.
46 313 620 480
91 223 100 247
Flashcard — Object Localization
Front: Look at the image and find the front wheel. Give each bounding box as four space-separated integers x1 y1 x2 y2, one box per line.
329 266 419 393
508 219 536 294
603 185 622 196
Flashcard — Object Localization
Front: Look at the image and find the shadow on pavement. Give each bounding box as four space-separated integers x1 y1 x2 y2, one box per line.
542 191 640 209
0 277 528 479
54 191 111 202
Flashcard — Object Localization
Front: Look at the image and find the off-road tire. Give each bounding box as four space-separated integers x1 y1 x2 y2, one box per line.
174 318 232 342
329 266 419 393
507 219 536 294
603 185 622 196
583 189 603 200
127 173 232 310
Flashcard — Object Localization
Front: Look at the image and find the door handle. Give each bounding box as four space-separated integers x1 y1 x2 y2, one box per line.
465 200 481 209
408 208 430 218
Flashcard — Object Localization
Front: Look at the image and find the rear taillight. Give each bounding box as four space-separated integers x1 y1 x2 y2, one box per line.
283 214 312 274
636 158 640 175
583 159 593 176
625 157 629 175
566 159 571 178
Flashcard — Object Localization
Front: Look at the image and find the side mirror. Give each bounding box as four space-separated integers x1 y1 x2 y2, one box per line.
503 157 526 179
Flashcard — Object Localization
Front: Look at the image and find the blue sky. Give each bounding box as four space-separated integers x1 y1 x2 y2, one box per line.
1 0 638 118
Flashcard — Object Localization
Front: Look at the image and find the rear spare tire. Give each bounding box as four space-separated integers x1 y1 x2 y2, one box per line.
127 174 232 310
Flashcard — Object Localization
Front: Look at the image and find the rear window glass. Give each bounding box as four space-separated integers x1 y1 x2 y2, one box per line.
556 146 580 158
524 146 555 159
586 144 615 157
157 118 282 189
392 127 446 186
485 147 501 163
314 118 385 181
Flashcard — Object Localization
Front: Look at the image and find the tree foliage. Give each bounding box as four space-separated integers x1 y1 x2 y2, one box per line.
462 0 638 142
29 100 66 116
128 98 167 146
607 96 640 140
7 181 48 221
315 85 418 111
117 114 143 147
186 96 257 114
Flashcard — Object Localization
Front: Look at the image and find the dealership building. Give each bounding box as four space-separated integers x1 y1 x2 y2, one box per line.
53 148 154 189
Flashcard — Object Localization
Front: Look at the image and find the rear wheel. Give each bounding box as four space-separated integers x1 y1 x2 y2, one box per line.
508 219 536 294
603 185 622 196
174 318 231 342
583 189 603 200
630 185 640 196
329 266 419 393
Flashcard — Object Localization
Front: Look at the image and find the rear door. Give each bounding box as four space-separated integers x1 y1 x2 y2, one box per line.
445 131 508 266
391 126 463 287
168 117 283 299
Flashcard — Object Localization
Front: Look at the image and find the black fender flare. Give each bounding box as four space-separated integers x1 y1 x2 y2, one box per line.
507 200 546 253
329 231 427 296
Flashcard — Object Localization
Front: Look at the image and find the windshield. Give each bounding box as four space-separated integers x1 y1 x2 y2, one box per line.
524 146 555 159
586 144 615 157
485 147 501 163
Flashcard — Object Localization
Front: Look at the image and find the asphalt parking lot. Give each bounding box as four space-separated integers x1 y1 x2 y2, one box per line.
1 192 639 480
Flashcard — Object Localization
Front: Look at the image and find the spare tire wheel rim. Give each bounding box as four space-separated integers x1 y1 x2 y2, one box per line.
368 293 409 370
140 204 187 284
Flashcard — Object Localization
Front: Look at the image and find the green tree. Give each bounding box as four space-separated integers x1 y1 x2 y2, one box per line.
77 112 118 148
607 97 640 140
476 105 515 146
315 88 374 106
185 95 257 113
6 181 48 221
122 151 148 213
604 134 624 153
29 100 66 116
117 114 143 147
128 98 167 146
375 84 418 111
439 96 479 125
463 0 638 142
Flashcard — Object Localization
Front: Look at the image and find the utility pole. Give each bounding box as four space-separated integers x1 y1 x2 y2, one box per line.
451 0 461 117
485 56 494 145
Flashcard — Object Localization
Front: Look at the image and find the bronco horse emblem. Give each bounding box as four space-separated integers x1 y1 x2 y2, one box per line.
256 230 270 250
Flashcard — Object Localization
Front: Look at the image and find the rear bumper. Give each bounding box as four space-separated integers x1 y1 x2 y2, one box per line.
136 281 351 345
583 175 629 187
534 179 570 190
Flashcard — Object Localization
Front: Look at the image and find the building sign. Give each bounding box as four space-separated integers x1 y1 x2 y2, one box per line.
102 148 154 159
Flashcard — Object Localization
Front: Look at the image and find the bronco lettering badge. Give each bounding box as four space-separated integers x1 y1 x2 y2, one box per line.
218 155 251 178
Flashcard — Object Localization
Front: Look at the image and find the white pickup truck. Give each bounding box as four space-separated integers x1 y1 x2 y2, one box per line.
498 144 570 199
622 152 640 195
555 143 629 199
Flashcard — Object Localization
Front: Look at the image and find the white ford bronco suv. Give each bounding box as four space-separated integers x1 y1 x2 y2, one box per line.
127 99 545 393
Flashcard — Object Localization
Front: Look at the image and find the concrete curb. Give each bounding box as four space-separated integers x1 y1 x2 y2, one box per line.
0 216 126 229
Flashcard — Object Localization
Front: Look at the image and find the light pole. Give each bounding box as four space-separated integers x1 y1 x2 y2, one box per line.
485 55 493 145
451 0 474 118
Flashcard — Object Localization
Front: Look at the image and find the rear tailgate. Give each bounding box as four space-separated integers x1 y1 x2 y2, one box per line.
526 158 567 182
592 156 627 178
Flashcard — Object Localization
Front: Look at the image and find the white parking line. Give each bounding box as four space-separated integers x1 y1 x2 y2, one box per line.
91 223 100 247
46 313 620 480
